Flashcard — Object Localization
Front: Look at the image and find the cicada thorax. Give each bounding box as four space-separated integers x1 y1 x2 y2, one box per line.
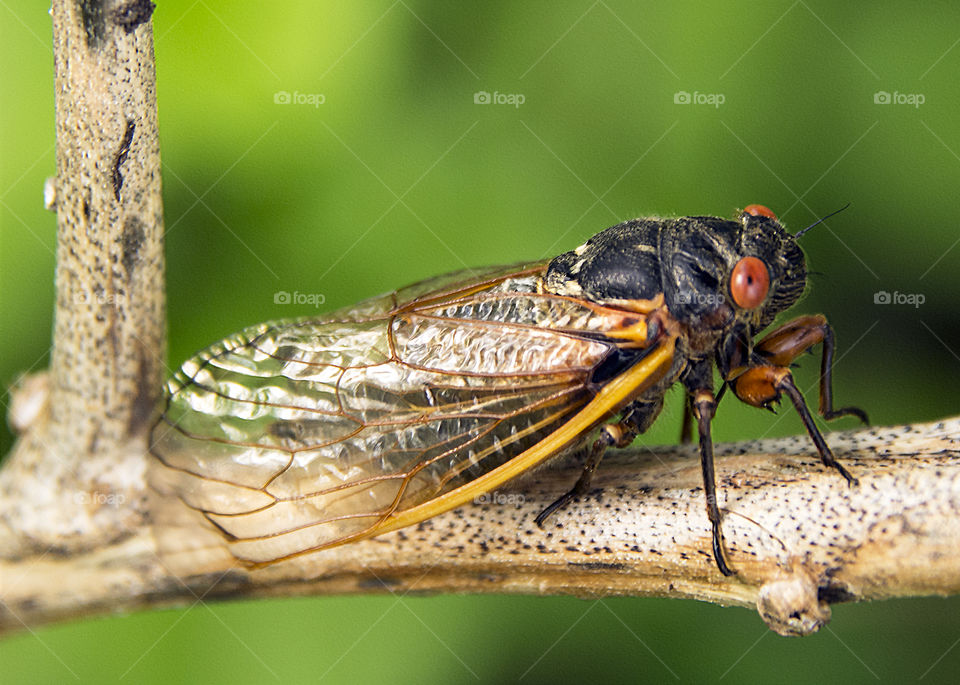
544 211 807 362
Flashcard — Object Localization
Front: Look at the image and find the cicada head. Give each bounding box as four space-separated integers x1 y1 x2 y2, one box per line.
651 205 807 336
734 205 807 331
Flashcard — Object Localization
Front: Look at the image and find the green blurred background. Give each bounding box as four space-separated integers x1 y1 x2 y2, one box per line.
2 1 959 682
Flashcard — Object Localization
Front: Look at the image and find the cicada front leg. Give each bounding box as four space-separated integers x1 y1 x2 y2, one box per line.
731 365 858 485
534 397 663 526
728 315 867 486
746 314 869 424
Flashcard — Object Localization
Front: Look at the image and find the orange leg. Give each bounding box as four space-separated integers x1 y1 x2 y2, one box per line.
747 314 868 423
730 364 857 485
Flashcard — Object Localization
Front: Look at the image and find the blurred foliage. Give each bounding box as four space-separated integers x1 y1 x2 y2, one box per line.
2 1 959 683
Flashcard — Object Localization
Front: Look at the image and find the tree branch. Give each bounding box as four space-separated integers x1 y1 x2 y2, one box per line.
2 418 959 637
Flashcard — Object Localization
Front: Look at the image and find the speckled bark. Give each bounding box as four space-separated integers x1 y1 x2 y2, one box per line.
3 419 959 637
0 0 163 559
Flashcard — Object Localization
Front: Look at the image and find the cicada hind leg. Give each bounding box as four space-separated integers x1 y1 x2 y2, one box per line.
533 397 664 527
729 314 868 485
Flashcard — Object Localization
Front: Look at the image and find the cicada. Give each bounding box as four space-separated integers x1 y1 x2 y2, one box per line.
149 204 866 575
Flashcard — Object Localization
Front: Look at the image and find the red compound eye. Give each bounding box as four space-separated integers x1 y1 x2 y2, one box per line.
743 204 778 220
730 256 770 309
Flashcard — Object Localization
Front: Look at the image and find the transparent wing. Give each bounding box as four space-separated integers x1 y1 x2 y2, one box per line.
150 263 649 565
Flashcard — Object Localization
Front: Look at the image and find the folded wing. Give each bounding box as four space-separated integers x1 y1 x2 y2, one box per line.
150 264 640 565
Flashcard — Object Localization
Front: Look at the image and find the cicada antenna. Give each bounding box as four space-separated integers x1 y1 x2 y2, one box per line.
794 202 851 238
